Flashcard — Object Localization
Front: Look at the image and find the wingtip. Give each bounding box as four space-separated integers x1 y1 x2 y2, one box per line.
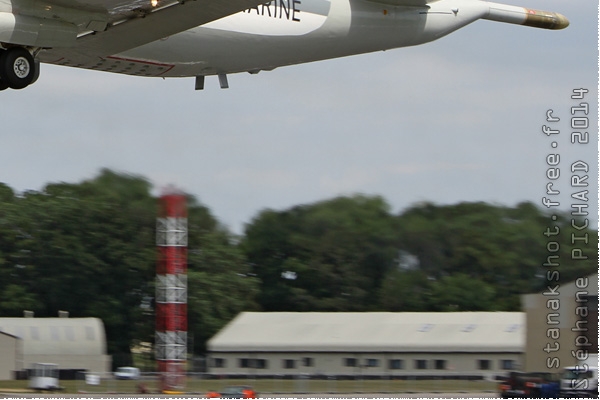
553 12 569 30
484 3 569 30
524 9 570 30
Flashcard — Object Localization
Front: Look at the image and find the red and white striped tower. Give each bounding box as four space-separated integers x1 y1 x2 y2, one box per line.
156 192 187 393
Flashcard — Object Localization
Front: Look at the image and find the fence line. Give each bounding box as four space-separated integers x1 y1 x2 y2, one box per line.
75 371 498 395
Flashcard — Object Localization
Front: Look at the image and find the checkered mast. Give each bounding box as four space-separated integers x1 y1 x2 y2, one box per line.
156 191 187 392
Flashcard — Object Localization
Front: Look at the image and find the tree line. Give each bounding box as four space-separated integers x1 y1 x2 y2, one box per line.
0 169 596 366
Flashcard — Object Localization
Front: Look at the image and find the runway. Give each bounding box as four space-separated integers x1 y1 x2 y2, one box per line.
2 392 499 398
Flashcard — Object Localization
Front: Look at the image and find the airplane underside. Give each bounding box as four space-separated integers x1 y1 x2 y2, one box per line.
0 0 569 90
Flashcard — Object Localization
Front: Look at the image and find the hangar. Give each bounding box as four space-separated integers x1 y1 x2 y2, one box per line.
0 331 20 380
207 311 524 378
0 316 111 379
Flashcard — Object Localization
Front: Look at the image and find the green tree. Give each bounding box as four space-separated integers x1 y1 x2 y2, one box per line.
0 183 37 316
428 273 497 311
0 170 257 366
395 201 598 310
187 231 260 354
242 195 397 311
10 172 157 363
378 269 431 311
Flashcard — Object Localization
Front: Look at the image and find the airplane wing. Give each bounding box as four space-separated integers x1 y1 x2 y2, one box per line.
19 0 267 56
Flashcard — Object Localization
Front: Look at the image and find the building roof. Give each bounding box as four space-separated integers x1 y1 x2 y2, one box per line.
0 330 19 341
208 312 524 353
0 317 106 356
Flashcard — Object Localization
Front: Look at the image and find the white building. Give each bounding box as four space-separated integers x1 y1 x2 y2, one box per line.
522 273 598 372
207 312 524 377
0 316 111 379
0 331 20 380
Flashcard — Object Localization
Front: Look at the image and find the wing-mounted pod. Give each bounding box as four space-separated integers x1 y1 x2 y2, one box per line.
483 1 568 30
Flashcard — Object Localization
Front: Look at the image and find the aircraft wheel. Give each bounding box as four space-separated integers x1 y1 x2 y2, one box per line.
31 59 40 85
0 49 6 91
0 48 36 89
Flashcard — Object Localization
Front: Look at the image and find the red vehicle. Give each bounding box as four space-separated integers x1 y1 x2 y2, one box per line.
207 386 257 399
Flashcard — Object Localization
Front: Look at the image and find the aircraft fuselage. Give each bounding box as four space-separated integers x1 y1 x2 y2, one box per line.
0 0 569 89
112 0 489 78
38 0 497 79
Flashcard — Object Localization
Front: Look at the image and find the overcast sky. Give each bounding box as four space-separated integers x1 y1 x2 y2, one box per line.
1 0 597 234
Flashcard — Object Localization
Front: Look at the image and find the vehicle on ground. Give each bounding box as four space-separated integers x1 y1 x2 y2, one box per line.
114 366 140 380
560 364 599 398
498 371 560 398
209 385 257 398
28 363 61 391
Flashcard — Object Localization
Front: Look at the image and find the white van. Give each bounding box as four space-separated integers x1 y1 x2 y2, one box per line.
114 366 141 380
560 355 598 398
28 363 60 390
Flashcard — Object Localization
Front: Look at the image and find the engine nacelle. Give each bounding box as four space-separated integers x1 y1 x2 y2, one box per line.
0 12 78 48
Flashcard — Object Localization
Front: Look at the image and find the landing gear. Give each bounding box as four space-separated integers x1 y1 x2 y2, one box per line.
0 47 38 90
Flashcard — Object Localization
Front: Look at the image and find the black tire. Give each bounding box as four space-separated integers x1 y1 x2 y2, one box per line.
0 49 7 91
31 59 40 85
0 48 36 89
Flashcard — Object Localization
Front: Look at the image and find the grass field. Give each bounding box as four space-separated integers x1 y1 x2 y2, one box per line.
0 377 498 395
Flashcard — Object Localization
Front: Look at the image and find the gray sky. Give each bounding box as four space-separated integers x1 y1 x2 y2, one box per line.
1 0 597 234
